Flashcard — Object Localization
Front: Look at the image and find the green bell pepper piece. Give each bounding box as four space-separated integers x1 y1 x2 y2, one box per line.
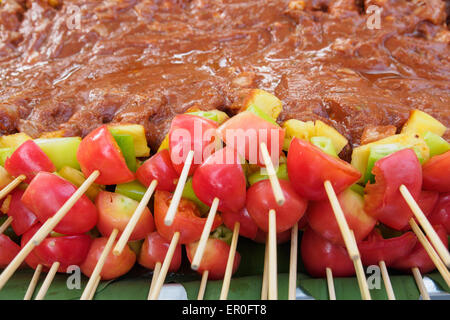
310 136 337 157
34 137 81 170
248 163 289 186
112 134 137 172
182 177 210 215
186 111 219 123
246 104 278 126
115 180 147 202
424 131 450 158
0 148 13 166
350 184 365 196
210 225 233 246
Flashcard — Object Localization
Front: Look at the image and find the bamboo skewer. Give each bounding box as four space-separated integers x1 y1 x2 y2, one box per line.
149 231 181 300
164 150 194 226
219 222 240 300
147 262 162 300
350 231 371 300
268 209 277 300
261 236 269 300
288 223 298 300
24 264 43 300
400 185 450 268
0 175 26 201
197 270 209 300
191 198 220 270
325 268 336 300
0 216 13 234
260 143 285 205
0 170 100 290
80 228 119 300
113 179 158 255
323 181 360 261
87 276 101 300
35 262 60 300
379 260 395 300
411 267 430 300
409 219 450 287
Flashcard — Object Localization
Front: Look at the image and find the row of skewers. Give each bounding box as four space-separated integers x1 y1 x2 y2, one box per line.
0 89 449 300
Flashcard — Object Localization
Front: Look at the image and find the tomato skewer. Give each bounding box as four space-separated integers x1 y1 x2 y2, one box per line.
34 261 60 300
23 264 43 300
219 222 240 300
0 175 26 201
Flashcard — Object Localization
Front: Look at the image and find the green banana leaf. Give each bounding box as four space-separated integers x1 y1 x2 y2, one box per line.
0 238 448 300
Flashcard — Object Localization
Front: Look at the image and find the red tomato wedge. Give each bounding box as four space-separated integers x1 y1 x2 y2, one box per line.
22 172 98 235
364 149 422 230
423 151 450 192
287 138 361 201
428 193 450 234
80 237 136 280
136 149 179 192
77 125 135 185
0 234 20 269
154 191 222 244
300 227 354 278
169 114 218 175
246 179 308 233
26 224 92 272
307 188 376 246
6 189 38 236
358 230 417 266
138 232 181 272
222 207 259 240
217 111 285 167
391 225 448 274
193 147 246 213
96 191 155 241
186 238 241 280
4 140 55 184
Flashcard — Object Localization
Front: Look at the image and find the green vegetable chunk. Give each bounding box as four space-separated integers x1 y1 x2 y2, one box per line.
186 111 219 123
248 163 289 186
310 136 337 157
0 148 13 166
115 180 147 202
34 137 81 170
246 104 278 126
112 134 137 172
424 131 450 158
182 177 210 215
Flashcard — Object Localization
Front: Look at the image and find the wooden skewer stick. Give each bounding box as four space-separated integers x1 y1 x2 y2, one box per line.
0 175 26 201
87 275 101 300
323 180 360 261
24 264 43 300
350 231 371 300
197 271 209 300
147 262 162 300
409 219 450 287
219 222 240 300
113 179 158 255
411 267 430 300
0 170 100 290
191 197 220 270
325 268 336 300
149 231 181 300
261 235 269 300
379 260 395 300
35 261 60 300
400 185 450 268
0 216 13 234
164 150 194 226
80 228 119 300
268 209 278 300
260 143 285 205
288 222 298 300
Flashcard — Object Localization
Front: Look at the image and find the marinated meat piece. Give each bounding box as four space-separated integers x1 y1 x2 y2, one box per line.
361 125 398 145
0 0 449 151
